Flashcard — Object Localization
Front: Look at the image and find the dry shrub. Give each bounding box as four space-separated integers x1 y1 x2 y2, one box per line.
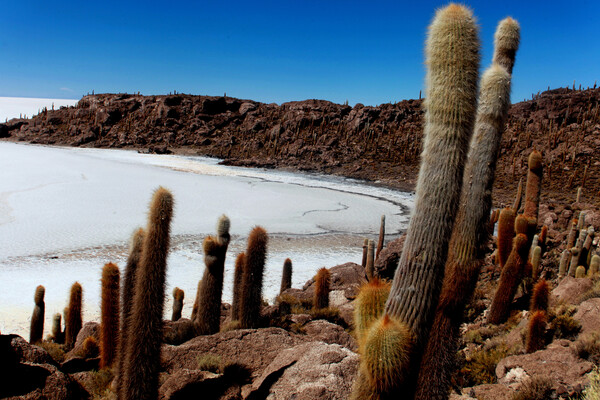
575 333 600 365
37 340 66 363
309 307 345 327
579 280 600 303
549 305 581 340
464 287 488 323
87 369 114 400
583 367 600 400
276 294 313 314
77 336 99 359
511 376 553 400
196 354 222 373
454 343 510 387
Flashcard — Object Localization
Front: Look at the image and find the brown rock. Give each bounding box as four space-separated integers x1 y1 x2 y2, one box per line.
463 383 514 400
66 321 99 360
303 320 357 351
374 234 406 280
552 277 594 305
574 298 600 336
159 369 226 400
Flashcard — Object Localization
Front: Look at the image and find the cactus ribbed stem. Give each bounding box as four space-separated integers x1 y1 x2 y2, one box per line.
239 227 268 329
231 252 245 321
65 282 83 350
376 215 386 260
29 285 45 344
366 240 375 280
497 208 516 269
100 262 120 368
314 267 331 310
171 287 184 322
280 258 293 295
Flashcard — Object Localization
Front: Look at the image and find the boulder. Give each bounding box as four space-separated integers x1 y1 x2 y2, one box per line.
374 234 406 280
301 262 367 300
552 277 593 305
574 298 600 336
462 384 514 400
159 369 226 400
66 321 99 360
303 320 357 351
245 342 358 399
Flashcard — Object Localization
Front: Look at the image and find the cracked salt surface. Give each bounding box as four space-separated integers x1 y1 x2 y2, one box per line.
0 142 414 337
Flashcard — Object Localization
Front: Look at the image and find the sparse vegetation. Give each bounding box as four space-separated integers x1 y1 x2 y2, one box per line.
511 376 553 400
575 333 600 365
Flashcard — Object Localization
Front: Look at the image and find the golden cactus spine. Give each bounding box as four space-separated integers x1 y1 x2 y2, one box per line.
239 226 268 329
122 187 173 400
576 265 586 278
100 262 120 368
530 279 549 313
353 278 391 342
314 267 331 310
29 285 45 344
525 310 547 353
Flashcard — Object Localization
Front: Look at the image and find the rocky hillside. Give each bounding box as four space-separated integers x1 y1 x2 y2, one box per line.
2 87 600 205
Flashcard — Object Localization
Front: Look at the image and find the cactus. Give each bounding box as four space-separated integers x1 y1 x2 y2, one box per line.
122 187 173 400
492 17 520 74
354 278 391 342
523 150 543 223
568 247 581 277
530 279 549 313
512 177 523 212
51 313 64 344
376 215 385 259
415 24 517 399
576 265 587 278
280 258 293 295
567 218 579 249
82 336 100 359
231 252 245 321
239 226 268 329
381 5 480 397
116 227 144 399
525 311 547 353
589 255 600 278
497 208 516 268
581 226 594 266
195 215 231 335
539 225 548 252
29 285 45 344
531 246 542 280
366 239 375 280
558 249 571 279
314 267 331 310
355 315 413 397
361 238 369 268
65 282 83 350
100 262 120 368
576 186 582 203
171 287 184 322
488 234 530 324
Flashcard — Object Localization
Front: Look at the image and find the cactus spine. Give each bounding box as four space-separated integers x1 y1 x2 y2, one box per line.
531 246 542 280
366 239 375 280
354 278 391 342
576 265 586 278
523 150 543 222
361 238 369 268
497 207 516 268
29 285 45 344
280 258 293 295
116 228 144 399
415 18 518 399
51 313 64 344
122 187 173 400
589 255 600 278
568 247 581 277
195 215 231 335
530 279 549 313
100 262 120 368
492 17 520 74
65 282 83 350
171 287 184 321
376 215 385 260
231 252 245 321
314 267 331 310
239 226 268 329
558 249 570 279
525 310 547 353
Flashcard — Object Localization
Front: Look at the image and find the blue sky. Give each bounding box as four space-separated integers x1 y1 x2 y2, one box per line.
1 1 598 106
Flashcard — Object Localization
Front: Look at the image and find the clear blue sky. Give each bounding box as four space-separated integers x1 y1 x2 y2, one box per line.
1 1 598 106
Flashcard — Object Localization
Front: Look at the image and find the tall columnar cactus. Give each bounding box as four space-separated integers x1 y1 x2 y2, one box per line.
195 215 231 335
314 267 331 310
280 258 293 295
100 262 120 368
65 282 83 350
381 4 480 397
488 234 529 324
492 17 520 74
51 313 64 344
558 249 571 279
366 239 375 280
116 228 144 399
568 247 581 277
239 226 268 329
581 226 594 266
512 178 523 212
122 187 173 400
531 246 542 280
361 238 369 268
523 150 543 223
525 310 547 353
415 21 517 399
497 207 516 268
29 285 46 344
376 215 386 260
354 278 391 342
530 279 549 313
231 252 245 321
171 287 184 321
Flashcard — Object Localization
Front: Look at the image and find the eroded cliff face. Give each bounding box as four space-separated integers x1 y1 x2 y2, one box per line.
3 87 600 204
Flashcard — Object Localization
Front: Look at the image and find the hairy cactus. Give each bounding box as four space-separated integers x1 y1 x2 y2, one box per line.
82 336 100 359
194 215 231 335
314 267 331 310
29 285 45 344
525 310 547 353
416 29 517 400
239 226 268 329
171 287 184 322
376 215 386 260
492 16 520 74
361 238 369 268
523 151 543 222
65 282 83 350
100 262 120 368
51 313 64 344
122 187 173 400
488 234 529 324
497 207 516 268
576 265 587 278
116 227 144 398
354 278 391 342
589 255 600 278
366 239 375 280
530 279 549 313
567 218 579 249
280 258 293 295
568 247 581 277
531 245 542 280
231 252 245 321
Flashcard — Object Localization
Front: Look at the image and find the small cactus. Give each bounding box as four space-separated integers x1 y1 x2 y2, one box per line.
497 208 516 268
280 258 293 295
525 310 547 353
65 282 83 350
568 247 581 277
530 279 549 313
51 313 64 344
558 249 571 279
523 150 543 222
171 287 184 322
589 255 600 278
361 238 369 268
376 215 385 260
231 252 245 321
354 278 391 342
239 226 268 329
531 246 542 280
100 262 120 368
576 265 587 278
29 285 45 344
366 240 375 280
314 267 331 310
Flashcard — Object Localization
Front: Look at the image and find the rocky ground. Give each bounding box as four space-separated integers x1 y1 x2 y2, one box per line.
2 86 600 399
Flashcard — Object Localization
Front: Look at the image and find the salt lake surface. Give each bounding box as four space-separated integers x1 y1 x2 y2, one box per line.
0 142 414 337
